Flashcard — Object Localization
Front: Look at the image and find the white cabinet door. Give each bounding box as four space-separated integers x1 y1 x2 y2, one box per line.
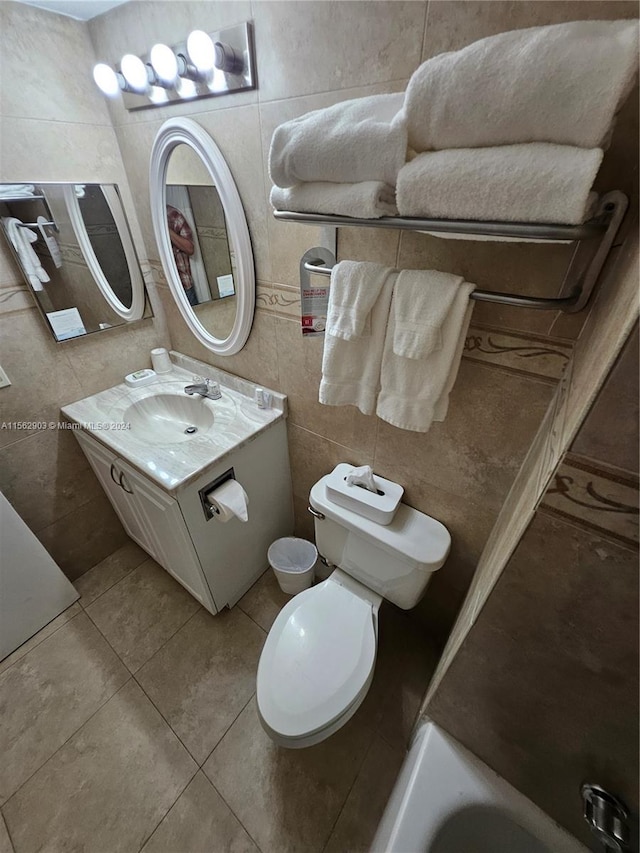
117 459 217 613
74 430 156 558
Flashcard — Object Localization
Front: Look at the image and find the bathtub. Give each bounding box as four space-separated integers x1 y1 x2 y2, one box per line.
371 721 588 853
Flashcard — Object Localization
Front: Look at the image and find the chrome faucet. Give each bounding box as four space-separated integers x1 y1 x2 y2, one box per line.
184 377 222 400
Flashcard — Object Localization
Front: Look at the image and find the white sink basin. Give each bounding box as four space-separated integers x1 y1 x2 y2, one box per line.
124 393 217 444
61 356 285 493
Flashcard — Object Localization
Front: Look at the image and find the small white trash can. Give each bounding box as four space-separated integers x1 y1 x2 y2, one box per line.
268 537 317 595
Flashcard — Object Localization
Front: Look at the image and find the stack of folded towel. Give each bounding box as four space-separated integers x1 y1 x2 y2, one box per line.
270 20 637 224
397 19 638 224
269 93 407 219
320 261 475 432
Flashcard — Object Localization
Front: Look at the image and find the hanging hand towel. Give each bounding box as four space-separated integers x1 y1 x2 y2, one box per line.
320 268 396 416
2 217 50 291
326 260 395 340
0 184 35 198
396 144 603 224
393 270 464 359
270 181 397 219
376 274 476 433
270 93 407 188
403 19 638 152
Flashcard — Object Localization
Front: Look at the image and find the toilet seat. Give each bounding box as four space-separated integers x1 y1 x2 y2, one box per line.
257 572 380 748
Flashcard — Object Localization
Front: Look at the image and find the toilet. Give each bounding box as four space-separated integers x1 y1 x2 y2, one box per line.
257 468 451 749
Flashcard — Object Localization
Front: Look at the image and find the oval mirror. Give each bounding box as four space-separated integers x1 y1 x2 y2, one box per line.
150 118 255 356
63 183 145 322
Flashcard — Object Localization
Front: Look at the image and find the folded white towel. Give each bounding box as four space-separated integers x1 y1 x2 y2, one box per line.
270 93 407 188
397 144 603 224
377 277 476 432
404 20 638 152
270 181 397 220
320 270 396 416
0 184 35 198
2 217 50 291
393 270 464 359
326 260 394 340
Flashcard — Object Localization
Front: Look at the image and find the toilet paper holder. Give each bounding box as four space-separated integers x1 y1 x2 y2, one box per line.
199 468 236 520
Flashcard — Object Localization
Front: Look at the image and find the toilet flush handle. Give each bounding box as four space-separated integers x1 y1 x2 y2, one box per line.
307 506 325 520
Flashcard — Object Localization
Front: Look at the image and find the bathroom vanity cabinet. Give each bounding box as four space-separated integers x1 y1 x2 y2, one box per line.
74 420 293 615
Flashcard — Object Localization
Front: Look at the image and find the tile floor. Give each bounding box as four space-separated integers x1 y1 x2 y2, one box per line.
0 543 437 853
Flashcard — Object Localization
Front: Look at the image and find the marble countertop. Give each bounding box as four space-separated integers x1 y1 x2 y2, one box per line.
61 353 286 494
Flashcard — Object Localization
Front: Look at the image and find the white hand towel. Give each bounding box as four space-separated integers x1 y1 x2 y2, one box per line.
2 217 50 291
396 144 603 224
404 20 638 152
270 181 397 220
319 271 396 416
376 277 476 433
327 260 394 340
392 269 464 359
270 93 407 188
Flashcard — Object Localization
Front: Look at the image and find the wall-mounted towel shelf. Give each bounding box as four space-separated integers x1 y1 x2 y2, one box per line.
279 191 628 314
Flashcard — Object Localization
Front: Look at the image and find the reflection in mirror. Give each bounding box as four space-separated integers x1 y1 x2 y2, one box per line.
165 144 237 341
0 183 149 342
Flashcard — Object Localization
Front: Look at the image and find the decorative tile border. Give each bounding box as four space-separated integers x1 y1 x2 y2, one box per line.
541 454 639 548
257 281 300 320
463 324 573 381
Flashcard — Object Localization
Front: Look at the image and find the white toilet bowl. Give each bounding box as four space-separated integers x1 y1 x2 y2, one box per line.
257 570 381 748
257 468 451 748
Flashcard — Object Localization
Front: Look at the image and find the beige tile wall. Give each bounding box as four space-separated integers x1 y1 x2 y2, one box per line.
88 0 638 639
426 319 639 846
0 2 169 579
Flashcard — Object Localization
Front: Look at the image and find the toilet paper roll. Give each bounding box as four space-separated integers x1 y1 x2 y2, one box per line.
206 480 249 523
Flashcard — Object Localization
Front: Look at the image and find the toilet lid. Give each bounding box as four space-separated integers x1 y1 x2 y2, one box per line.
257 578 377 739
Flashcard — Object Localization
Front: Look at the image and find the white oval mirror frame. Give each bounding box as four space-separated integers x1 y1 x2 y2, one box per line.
149 117 255 356
63 184 145 322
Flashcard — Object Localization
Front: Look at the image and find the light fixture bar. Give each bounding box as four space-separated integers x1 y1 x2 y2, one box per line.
119 21 256 111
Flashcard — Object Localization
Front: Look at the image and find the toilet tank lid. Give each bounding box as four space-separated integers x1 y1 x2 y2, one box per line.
310 478 451 568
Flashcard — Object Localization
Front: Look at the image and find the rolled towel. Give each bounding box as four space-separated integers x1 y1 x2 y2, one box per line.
0 184 35 198
270 181 397 219
404 20 638 152
396 144 603 224
270 93 407 188
377 277 476 433
320 271 396 416
393 270 464 359
327 260 394 340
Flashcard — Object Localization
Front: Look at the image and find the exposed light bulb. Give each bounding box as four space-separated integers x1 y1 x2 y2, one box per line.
93 63 120 96
120 53 149 92
187 30 215 73
149 86 169 104
176 78 198 99
150 43 178 85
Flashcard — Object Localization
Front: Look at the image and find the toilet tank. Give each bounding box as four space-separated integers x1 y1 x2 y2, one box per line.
309 476 451 610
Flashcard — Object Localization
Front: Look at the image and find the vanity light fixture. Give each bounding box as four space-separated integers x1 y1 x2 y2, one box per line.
91 21 256 111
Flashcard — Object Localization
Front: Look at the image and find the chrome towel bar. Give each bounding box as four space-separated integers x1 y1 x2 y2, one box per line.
293 191 628 314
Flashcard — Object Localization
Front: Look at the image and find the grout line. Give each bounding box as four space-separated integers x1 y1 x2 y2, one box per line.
320 725 377 853
0 604 83 677
421 0 432 62
76 552 149 610
135 765 199 853
0 804 16 853
0 675 134 811
207 771 266 853
198 691 256 771
132 645 203 763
